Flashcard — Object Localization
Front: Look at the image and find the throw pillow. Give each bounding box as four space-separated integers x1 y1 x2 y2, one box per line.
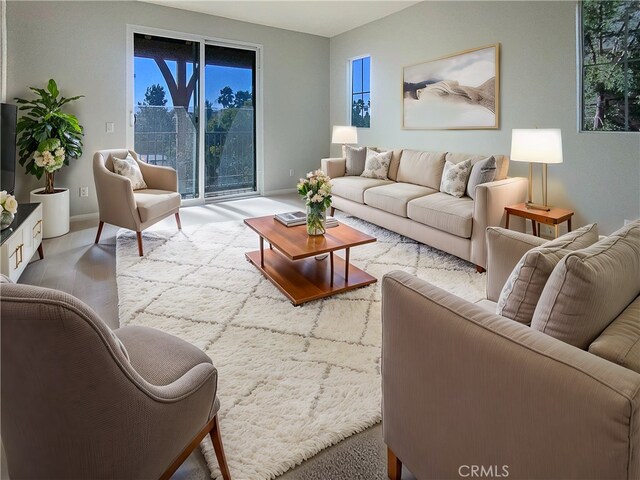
466 156 497 200
496 223 599 325
589 297 640 373
440 159 472 197
111 154 147 190
361 148 392 180
344 145 367 176
531 220 640 349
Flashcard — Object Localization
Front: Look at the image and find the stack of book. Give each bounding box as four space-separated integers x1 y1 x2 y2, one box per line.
274 211 339 228
274 211 306 226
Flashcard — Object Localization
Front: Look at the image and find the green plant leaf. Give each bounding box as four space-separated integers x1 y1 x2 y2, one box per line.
47 79 59 98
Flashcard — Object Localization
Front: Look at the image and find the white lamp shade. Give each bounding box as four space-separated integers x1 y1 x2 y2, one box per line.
510 129 563 164
331 125 358 144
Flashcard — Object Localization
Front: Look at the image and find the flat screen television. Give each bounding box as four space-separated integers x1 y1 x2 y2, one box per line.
1 103 18 195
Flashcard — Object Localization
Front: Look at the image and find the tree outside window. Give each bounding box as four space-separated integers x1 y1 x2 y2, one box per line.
581 0 639 132
351 56 371 128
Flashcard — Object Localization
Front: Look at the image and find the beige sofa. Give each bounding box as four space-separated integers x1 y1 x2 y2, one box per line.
322 149 527 270
381 221 640 479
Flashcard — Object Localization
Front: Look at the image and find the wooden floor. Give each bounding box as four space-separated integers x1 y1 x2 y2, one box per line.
5 193 416 480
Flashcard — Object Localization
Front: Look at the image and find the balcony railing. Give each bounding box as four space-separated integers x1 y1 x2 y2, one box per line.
134 106 255 197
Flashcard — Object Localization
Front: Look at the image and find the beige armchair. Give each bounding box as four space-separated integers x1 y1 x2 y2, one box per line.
93 149 182 256
0 276 231 479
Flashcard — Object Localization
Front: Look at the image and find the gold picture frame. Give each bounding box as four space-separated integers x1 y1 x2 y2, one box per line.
402 44 500 130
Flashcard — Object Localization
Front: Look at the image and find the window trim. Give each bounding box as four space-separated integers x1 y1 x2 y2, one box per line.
347 54 371 129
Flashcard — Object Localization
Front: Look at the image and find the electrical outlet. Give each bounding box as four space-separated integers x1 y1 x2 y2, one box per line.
289 169 294 177
80 186 89 197
105 122 115 133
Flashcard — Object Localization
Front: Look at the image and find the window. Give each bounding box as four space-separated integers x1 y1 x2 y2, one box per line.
351 56 370 128
580 0 639 132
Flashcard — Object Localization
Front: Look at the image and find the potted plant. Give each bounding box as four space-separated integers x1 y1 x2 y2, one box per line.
15 79 83 238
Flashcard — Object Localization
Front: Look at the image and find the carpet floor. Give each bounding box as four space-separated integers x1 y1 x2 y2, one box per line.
116 214 485 479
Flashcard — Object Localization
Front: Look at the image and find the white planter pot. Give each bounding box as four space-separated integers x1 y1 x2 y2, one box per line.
30 188 70 238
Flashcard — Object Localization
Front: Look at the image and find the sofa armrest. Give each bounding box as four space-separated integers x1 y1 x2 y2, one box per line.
470 177 528 268
382 270 640 480
321 157 346 179
485 227 548 301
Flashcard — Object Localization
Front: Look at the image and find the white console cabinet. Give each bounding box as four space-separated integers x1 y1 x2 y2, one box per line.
1 203 44 282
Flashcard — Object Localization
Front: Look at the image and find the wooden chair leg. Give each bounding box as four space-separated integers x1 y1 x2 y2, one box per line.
175 212 182 230
94 221 104 244
387 447 402 480
136 231 144 256
330 206 336 216
210 415 232 480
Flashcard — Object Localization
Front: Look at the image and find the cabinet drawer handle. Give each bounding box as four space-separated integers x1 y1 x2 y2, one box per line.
33 219 42 237
12 243 24 269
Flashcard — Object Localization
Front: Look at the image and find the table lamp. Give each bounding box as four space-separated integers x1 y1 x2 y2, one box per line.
331 125 358 156
510 128 563 211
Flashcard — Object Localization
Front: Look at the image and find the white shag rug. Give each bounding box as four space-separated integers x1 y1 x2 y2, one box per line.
116 215 485 480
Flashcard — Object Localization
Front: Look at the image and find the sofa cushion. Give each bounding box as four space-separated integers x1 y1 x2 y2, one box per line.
589 296 640 374
466 156 497 200
440 159 472 198
330 176 393 204
531 220 640 349
496 224 599 325
361 149 393 180
344 145 367 176
364 183 437 217
386 149 404 182
445 152 509 181
407 192 474 238
134 189 181 223
396 150 446 189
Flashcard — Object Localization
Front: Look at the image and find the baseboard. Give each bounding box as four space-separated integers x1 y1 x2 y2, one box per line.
264 188 297 196
70 212 99 222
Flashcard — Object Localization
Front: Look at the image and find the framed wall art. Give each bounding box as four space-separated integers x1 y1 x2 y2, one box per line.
402 44 500 130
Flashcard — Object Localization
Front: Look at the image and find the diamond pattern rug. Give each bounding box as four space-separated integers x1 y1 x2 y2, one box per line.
116 215 485 479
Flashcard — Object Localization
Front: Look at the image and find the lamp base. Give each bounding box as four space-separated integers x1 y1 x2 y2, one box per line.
525 201 551 212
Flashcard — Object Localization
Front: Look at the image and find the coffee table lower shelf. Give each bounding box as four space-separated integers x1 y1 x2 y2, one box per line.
245 249 377 306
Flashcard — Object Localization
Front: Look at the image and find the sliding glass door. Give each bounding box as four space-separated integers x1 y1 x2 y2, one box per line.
132 31 258 201
204 45 256 197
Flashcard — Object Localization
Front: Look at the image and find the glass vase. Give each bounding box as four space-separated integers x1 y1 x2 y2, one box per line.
306 203 327 236
1 211 14 230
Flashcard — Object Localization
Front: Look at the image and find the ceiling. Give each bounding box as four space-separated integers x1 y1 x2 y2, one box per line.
139 1 420 38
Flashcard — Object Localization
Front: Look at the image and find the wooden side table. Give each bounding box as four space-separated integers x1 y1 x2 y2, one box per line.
505 203 574 238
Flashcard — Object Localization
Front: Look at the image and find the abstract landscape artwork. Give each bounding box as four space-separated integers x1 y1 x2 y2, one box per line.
403 44 500 130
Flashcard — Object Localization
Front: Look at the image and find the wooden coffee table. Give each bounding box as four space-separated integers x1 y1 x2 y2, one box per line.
244 216 377 306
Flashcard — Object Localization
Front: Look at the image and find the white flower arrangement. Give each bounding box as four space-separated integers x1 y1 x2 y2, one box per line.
33 138 65 173
297 170 332 208
297 170 332 235
0 191 18 215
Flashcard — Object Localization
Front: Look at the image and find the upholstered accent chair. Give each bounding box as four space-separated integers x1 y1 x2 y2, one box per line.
0 276 231 480
93 149 182 256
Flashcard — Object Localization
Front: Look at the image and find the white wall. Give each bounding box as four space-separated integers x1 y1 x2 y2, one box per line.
6 1 330 216
330 1 640 234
